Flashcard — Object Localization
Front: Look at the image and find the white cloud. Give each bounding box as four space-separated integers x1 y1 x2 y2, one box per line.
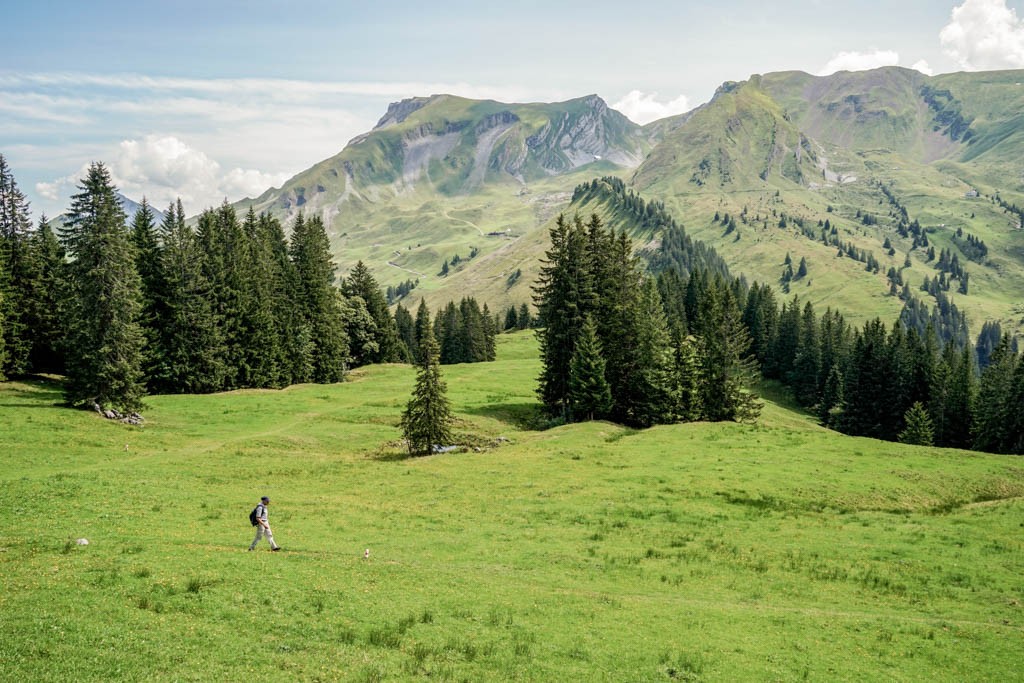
611 90 691 125
911 60 935 76
38 136 290 214
817 50 901 76
940 0 1024 70
2 71 574 216
35 181 60 201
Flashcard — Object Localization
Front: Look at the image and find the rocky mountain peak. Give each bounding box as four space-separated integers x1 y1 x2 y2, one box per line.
374 96 434 129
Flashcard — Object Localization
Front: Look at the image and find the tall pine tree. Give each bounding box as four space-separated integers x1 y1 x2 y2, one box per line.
59 163 146 412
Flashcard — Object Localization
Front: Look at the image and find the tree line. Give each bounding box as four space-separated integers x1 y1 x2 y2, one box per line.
0 158 497 412
535 213 760 428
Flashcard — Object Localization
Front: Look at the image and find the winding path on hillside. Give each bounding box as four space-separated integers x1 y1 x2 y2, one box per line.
442 208 485 236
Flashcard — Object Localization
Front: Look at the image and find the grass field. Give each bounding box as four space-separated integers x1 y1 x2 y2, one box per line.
2 332 1023 681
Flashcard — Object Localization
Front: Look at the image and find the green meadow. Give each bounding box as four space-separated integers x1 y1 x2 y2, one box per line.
1 332 1022 681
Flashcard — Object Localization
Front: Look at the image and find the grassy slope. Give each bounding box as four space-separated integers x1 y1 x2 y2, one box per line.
2 334 1023 681
631 68 1024 332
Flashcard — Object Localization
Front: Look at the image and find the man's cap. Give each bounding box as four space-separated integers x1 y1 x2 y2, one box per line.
261 496 270 502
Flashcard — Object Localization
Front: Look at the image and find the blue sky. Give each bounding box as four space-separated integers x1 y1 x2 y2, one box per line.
2 0 1023 218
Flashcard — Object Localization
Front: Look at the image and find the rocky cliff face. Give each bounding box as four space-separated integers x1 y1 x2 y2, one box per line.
243 93 649 222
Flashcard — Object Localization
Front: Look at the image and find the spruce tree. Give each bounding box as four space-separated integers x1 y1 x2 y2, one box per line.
59 163 146 412
567 316 612 421
130 198 164 387
899 402 934 446
0 153 34 377
671 328 703 422
973 334 1015 452
394 303 416 362
534 213 593 418
343 260 403 363
401 320 453 455
154 200 226 393
789 301 820 407
413 299 432 364
290 213 349 383
619 279 676 427
25 215 67 374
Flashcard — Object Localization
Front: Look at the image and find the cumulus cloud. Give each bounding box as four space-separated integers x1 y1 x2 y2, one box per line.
817 50 901 76
940 0 1024 70
38 135 290 213
611 90 691 125
911 60 935 76
3 71 573 215
35 181 60 201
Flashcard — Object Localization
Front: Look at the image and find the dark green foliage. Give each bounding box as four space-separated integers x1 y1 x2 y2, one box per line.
899 402 934 446
0 153 34 378
343 261 404 364
534 214 594 418
291 213 350 382
692 277 761 423
151 200 226 393
973 334 1016 453
838 319 895 440
433 297 496 365
401 320 453 455
790 302 821 408
394 303 416 362
59 163 146 412
24 216 66 374
567 316 612 421
618 280 677 427
130 199 165 387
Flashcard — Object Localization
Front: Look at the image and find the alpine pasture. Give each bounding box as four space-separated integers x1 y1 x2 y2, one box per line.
1 332 1022 681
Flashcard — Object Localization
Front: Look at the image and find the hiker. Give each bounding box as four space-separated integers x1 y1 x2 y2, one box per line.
249 496 281 552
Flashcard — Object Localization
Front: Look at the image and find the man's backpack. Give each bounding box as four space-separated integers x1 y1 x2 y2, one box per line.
249 506 260 526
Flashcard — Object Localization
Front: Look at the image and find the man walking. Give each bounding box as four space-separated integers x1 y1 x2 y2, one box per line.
249 496 281 552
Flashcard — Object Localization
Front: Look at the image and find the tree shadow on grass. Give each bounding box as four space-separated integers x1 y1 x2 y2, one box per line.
0 376 65 408
462 401 548 430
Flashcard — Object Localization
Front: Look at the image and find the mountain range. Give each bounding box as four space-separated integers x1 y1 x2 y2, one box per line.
231 66 1024 335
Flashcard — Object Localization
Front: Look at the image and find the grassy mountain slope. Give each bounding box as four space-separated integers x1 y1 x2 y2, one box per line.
3 332 1023 680
631 67 1024 333
231 94 647 310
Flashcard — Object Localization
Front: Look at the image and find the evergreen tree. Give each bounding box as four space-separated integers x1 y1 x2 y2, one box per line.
290 213 349 382
0 153 34 377
255 212 302 386
671 329 703 422
839 319 894 440
25 215 66 374
899 402 935 446
343 260 403 363
394 303 416 362
1001 358 1024 454
818 365 844 427
534 214 593 418
973 334 1015 452
618 279 676 427
413 299 432 364
789 301 821 407
567 316 612 421
697 277 761 422
517 303 531 330
940 343 976 449
130 198 164 387
153 199 226 393
59 163 146 412
401 319 453 455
